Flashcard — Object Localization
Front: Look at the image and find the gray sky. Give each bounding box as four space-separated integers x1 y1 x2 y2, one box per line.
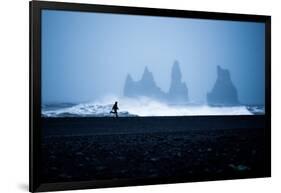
42 10 265 105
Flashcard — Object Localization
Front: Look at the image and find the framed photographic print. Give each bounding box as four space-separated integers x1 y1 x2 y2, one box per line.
30 1 271 192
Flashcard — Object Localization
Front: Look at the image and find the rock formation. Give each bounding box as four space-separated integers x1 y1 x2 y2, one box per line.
207 65 239 106
123 66 166 100
123 61 189 104
167 61 189 104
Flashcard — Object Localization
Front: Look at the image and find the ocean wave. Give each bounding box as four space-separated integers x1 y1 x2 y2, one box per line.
42 97 259 117
42 103 137 117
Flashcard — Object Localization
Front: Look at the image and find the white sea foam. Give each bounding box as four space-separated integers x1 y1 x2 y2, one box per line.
42 97 254 117
120 97 253 116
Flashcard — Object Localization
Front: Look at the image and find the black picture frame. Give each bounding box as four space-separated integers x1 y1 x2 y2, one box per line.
30 1 271 192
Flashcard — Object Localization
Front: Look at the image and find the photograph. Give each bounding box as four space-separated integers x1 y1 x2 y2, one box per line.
40 9 269 185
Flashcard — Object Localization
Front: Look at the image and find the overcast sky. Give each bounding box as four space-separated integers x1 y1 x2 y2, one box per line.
42 10 265 105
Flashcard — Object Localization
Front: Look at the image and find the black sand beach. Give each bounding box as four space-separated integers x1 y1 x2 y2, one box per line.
41 116 270 184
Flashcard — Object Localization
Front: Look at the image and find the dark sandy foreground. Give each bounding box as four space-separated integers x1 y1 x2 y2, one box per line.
41 116 270 184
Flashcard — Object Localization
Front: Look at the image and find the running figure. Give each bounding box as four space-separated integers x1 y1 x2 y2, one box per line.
110 101 119 118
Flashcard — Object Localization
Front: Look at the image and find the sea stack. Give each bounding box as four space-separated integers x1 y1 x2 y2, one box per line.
123 66 166 100
167 61 189 104
207 65 239 106
123 61 189 104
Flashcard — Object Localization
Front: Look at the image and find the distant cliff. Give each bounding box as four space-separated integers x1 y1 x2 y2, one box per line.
207 66 239 106
124 61 189 104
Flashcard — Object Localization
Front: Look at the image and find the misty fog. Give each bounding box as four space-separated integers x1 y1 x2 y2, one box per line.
42 10 265 106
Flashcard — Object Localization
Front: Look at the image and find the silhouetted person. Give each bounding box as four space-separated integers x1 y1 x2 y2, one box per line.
110 101 119 118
